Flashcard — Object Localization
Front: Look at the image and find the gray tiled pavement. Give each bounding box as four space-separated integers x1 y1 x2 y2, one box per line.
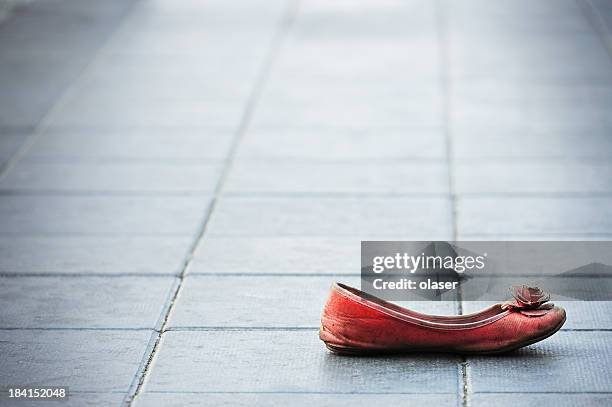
0 160 222 193
1 0 612 406
144 330 460 394
469 332 612 393
224 161 449 194
0 195 211 236
0 329 155 391
190 236 364 274
26 126 234 160
0 236 191 275
168 275 456 329
0 276 177 329
135 393 458 407
206 197 452 237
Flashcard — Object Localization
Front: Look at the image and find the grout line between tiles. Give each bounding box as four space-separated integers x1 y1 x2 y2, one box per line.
0 327 157 331
125 1 300 405
5 190 612 198
434 1 470 406
0 327 608 332
0 272 360 278
163 327 612 332
0 273 180 278
166 327 319 332
0 189 213 197
580 0 612 60
143 390 459 395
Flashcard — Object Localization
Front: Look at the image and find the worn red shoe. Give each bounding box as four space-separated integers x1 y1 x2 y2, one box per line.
319 283 566 355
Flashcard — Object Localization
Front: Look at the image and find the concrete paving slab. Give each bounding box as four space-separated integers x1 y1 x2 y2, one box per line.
297 0 437 35
207 197 452 238
190 236 362 275
471 393 612 407
144 330 460 393
0 0 136 127
592 0 612 33
273 42 440 82
448 0 590 34
27 126 233 161
168 274 348 329
119 0 285 19
237 127 446 160
111 5 283 40
72 73 254 104
453 127 612 159
455 234 612 241
0 54 80 128
82 0 283 63
0 195 210 236
272 43 440 83
252 84 442 128
457 197 612 235
272 55 440 85
86 52 262 82
47 97 247 128
454 160 612 194
0 392 125 407
469 331 612 392
135 392 457 407
0 4 128 53
450 40 612 81
0 160 221 193
0 236 191 275
452 80 612 103
0 329 154 392
0 132 28 167
547 301 612 330
452 102 612 129
169 275 456 329
224 161 448 194
101 38 270 64
0 276 177 329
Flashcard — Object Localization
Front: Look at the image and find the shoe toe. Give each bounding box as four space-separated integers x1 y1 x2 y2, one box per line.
536 305 566 337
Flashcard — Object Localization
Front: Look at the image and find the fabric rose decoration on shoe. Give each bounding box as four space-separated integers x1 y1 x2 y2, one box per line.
502 285 554 317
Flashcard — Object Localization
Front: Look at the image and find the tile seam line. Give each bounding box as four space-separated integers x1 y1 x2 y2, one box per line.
0 273 181 278
0 0 144 181
473 391 612 394
0 327 158 331
579 0 612 61
125 1 300 405
0 190 450 197
434 1 469 406
6 190 612 198
0 325 612 334
165 327 319 332
153 327 612 332
0 327 608 332
142 391 458 395
435 0 456 246
0 190 213 197
434 0 462 312
0 273 360 277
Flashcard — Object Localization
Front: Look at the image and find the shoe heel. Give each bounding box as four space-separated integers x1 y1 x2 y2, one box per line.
324 342 371 356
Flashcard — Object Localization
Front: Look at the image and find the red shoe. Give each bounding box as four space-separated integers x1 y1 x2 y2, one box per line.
319 283 566 355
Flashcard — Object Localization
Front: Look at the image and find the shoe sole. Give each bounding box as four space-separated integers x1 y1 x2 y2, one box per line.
323 313 567 356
